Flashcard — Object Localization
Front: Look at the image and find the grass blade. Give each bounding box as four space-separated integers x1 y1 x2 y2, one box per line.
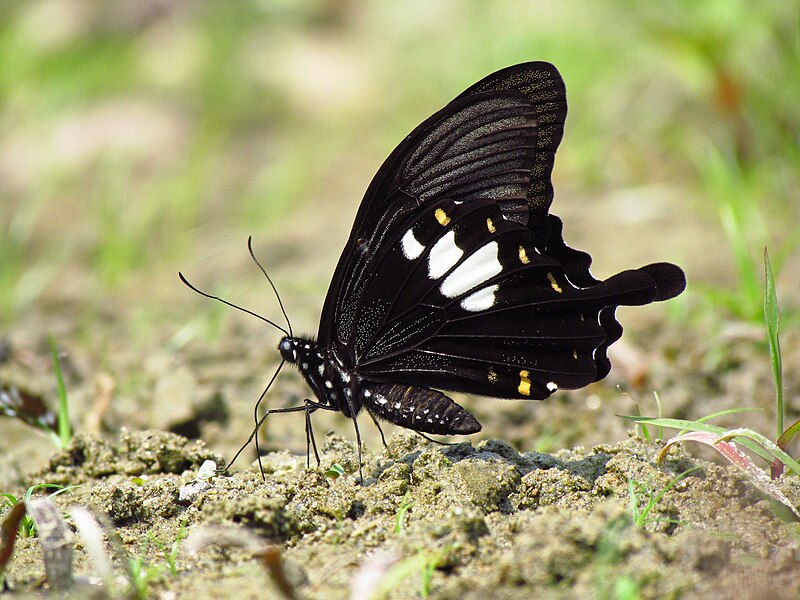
620 416 775 464
395 492 412 534
629 467 701 528
658 432 799 519
627 479 641 525
776 418 800 451
713 428 800 478
49 335 72 448
774 418 800 479
695 407 761 423
763 248 783 439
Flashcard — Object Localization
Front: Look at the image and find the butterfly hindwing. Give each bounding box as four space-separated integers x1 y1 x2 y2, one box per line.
349 193 666 400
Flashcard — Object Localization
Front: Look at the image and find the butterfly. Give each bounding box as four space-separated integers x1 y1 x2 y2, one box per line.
182 62 685 476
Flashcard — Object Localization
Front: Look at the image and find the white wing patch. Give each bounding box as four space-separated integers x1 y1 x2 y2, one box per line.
460 284 499 312
428 230 463 279
440 241 502 298
401 228 425 259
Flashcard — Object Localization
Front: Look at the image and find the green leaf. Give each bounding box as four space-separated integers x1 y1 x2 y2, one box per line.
713 428 800 478
659 432 799 518
325 464 345 479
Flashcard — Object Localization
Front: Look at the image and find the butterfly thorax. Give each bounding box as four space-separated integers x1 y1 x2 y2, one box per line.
278 336 361 417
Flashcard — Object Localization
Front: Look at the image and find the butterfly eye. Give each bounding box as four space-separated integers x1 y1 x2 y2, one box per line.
278 338 296 362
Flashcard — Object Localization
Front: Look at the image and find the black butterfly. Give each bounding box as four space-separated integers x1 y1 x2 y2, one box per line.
182 62 685 475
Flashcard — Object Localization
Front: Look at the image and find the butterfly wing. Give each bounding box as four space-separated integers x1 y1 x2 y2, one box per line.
317 62 685 433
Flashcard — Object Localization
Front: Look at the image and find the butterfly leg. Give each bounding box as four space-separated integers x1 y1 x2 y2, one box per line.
353 415 365 483
228 403 313 476
416 431 457 446
304 396 367 483
366 410 389 451
304 399 321 468
298 398 339 469
338 392 367 483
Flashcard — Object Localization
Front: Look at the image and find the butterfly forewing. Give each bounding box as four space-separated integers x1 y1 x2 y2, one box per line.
318 91 540 358
457 62 568 238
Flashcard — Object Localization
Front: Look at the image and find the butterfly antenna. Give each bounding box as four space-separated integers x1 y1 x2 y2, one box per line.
247 236 293 337
178 272 289 336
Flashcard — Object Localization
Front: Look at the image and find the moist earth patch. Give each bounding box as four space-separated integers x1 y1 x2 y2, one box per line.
2 429 798 598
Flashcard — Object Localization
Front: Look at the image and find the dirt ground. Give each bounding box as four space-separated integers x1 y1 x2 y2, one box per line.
2 308 800 599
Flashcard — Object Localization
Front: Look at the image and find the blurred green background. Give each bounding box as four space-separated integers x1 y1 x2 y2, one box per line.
3 0 799 325
1 0 799 455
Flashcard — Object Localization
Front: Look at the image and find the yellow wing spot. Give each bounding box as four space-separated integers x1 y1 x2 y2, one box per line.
547 272 563 293
518 370 531 396
434 208 451 226
518 246 530 264
573 350 578 360
487 368 498 383
486 218 496 233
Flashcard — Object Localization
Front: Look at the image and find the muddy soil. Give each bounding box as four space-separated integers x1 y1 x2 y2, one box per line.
1 426 799 599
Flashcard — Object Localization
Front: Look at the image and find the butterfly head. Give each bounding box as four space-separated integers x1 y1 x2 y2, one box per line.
279 335 323 366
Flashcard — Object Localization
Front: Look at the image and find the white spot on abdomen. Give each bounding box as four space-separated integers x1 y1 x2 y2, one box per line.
440 241 501 298
460 284 499 312
401 229 425 259
428 230 463 279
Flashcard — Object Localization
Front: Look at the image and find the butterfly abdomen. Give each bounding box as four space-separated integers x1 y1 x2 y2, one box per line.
362 382 481 435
